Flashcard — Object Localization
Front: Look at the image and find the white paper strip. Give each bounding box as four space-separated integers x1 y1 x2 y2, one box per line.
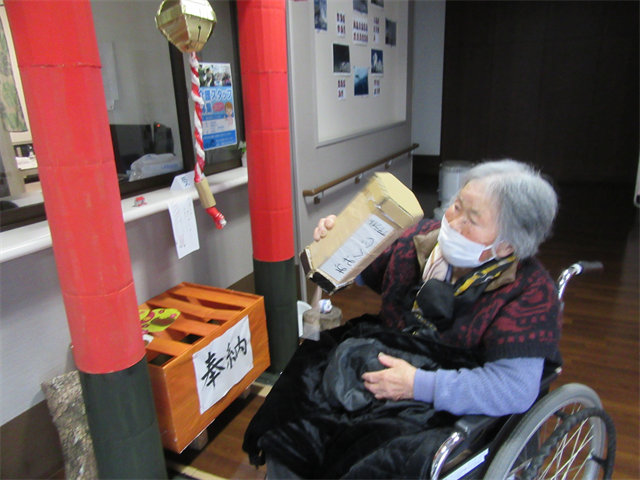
168 196 200 259
192 316 253 414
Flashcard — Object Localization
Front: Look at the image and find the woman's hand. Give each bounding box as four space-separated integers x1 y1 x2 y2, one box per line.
362 353 417 401
313 215 337 242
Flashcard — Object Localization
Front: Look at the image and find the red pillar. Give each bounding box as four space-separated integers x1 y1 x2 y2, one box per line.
5 1 165 476
237 0 294 262
5 0 143 374
236 0 299 372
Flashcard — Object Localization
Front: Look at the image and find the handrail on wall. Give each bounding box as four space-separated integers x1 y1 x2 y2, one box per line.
302 143 420 204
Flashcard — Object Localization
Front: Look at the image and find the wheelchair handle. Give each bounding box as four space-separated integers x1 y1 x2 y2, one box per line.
578 261 604 272
556 261 603 300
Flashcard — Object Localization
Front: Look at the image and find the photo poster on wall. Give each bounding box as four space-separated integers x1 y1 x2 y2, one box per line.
336 10 346 37
385 18 397 46
333 43 351 75
352 17 368 44
371 49 383 75
198 63 237 150
315 0 328 31
373 78 381 97
315 0 408 144
372 15 381 44
337 78 347 101
354 66 369 97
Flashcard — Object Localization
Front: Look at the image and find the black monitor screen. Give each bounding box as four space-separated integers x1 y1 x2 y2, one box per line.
110 124 153 174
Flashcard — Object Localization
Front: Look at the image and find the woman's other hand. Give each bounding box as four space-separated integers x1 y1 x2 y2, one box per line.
313 215 337 242
362 353 417 401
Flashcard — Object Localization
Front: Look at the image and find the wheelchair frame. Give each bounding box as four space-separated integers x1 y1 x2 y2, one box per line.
430 261 617 480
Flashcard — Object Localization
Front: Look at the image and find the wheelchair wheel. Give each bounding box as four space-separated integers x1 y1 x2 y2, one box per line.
484 383 615 480
521 407 616 480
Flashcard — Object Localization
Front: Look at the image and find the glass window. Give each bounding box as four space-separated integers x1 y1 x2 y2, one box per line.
0 0 244 231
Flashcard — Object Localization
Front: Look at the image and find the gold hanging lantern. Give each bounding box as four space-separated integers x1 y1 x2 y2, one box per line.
155 0 216 53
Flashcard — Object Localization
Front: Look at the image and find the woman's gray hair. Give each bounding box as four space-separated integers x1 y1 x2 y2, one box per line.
460 159 558 259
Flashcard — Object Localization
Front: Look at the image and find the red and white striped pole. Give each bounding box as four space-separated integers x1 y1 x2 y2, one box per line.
189 52 226 229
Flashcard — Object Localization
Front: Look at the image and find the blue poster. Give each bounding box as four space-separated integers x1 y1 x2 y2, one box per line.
198 63 237 150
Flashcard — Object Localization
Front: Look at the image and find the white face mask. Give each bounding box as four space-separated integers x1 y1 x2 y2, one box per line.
438 215 496 268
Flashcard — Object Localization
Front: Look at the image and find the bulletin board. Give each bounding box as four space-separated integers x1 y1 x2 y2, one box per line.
313 0 408 144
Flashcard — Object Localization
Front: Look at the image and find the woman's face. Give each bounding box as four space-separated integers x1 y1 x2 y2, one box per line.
444 180 511 262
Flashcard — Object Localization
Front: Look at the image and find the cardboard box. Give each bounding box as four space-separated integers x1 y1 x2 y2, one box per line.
300 172 423 294
141 283 269 453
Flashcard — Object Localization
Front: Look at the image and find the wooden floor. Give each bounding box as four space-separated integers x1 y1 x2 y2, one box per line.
166 180 639 480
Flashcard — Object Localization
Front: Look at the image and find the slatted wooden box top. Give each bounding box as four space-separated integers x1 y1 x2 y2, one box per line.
141 283 270 453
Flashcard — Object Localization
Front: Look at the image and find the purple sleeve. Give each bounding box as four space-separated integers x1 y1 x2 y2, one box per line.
413 357 544 416
413 369 436 403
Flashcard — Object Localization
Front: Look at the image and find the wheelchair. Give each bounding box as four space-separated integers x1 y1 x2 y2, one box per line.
429 261 617 480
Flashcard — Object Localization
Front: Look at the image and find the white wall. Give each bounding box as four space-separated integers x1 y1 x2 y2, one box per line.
287 0 415 300
0 185 252 425
411 0 445 156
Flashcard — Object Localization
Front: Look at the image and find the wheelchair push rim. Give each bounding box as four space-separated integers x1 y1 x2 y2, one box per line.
483 383 615 480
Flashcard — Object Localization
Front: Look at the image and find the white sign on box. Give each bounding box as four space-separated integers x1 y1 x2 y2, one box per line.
301 173 424 294
192 316 253 414
318 214 394 283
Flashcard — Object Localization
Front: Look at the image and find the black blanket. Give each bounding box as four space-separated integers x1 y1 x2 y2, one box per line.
243 316 482 479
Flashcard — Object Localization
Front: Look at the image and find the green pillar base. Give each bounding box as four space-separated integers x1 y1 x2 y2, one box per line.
253 256 299 373
79 357 167 479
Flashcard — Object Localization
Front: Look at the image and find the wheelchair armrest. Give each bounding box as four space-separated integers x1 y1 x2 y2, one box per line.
432 365 564 480
453 366 561 436
431 415 505 480
454 414 500 439
452 366 562 443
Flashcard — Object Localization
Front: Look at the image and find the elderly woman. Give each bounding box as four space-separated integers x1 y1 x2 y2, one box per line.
244 160 561 479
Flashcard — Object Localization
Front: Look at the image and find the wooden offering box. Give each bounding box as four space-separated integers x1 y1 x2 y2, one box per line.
141 283 270 453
